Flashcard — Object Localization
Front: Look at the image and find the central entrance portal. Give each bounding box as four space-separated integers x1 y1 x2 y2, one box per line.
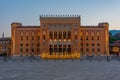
49 44 71 55
41 44 81 59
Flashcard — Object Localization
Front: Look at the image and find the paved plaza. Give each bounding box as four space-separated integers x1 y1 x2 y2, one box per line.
0 57 120 80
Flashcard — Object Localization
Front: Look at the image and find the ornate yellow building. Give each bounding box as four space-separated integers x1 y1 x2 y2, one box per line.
11 15 109 58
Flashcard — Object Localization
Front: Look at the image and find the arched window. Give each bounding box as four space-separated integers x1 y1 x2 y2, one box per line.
49 45 52 48
49 45 53 54
54 32 57 39
37 49 40 52
59 31 62 39
75 31 77 35
97 36 100 40
49 31 53 39
63 31 66 39
68 45 71 52
54 45 57 52
68 31 71 39
91 32 94 36
63 45 66 52
43 30 46 35
26 48 28 52
21 32 23 36
86 32 88 36
32 32 34 36
97 32 100 36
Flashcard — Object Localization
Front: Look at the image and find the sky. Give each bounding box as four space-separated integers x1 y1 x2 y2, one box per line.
0 0 120 37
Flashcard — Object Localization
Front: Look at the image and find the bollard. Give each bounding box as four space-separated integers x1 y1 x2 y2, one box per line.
63 59 65 62
72 59 73 62
55 59 56 62
107 56 110 62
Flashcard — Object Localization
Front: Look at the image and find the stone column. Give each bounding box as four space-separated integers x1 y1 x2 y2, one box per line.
66 44 68 54
62 44 63 54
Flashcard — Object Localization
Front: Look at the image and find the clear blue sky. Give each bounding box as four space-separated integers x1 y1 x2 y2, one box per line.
0 0 120 37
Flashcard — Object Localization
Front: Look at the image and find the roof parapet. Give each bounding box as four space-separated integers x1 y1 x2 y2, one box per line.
39 15 80 19
11 22 22 26
98 22 109 27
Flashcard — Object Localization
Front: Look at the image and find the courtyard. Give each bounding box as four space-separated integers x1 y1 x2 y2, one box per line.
0 56 120 80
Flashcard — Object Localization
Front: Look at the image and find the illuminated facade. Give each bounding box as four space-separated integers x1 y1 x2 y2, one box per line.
11 15 109 57
109 40 120 55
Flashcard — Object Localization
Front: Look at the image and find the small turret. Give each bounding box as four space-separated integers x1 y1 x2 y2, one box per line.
11 22 22 27
98 22 109 27
2 32 4 38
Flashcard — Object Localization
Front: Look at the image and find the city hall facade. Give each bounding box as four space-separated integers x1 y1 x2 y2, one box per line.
11 15 109 57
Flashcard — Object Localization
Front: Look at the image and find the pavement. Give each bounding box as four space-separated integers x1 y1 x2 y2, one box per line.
0 56 120 80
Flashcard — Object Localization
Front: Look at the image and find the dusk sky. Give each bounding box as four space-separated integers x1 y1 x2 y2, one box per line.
0 0 120 37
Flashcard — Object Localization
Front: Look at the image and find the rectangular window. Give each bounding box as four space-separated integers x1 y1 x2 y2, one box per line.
97 43 100 46
26 36 28 40
38 36 40 40
97 36 99 40
75 35 77 39
80 36 83 40
92 36 94 40
81 43 83 47
26 44 29 46
26 48 28 52
37 49 40 52
92 48 94 52
31 43 34 47
92 43 94 47
43 24 46 27
86 43 89 46
32 36 34 40
20 48 23 52
37 44 39 47
20 44 23 47
21 36 23 40
86 36 88 40
86 48 89 52
32 48 34 52
98 48 100 52
81 48 83 52
43 35 46 40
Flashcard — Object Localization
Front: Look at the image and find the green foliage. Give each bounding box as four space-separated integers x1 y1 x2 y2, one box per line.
109 36 120 43
109 37 116 43
109 31 120 43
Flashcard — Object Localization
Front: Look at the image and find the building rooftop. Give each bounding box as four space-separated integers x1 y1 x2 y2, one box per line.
0 37 11 41
17 26 40 28
109 40 120 46
40 15 80 19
